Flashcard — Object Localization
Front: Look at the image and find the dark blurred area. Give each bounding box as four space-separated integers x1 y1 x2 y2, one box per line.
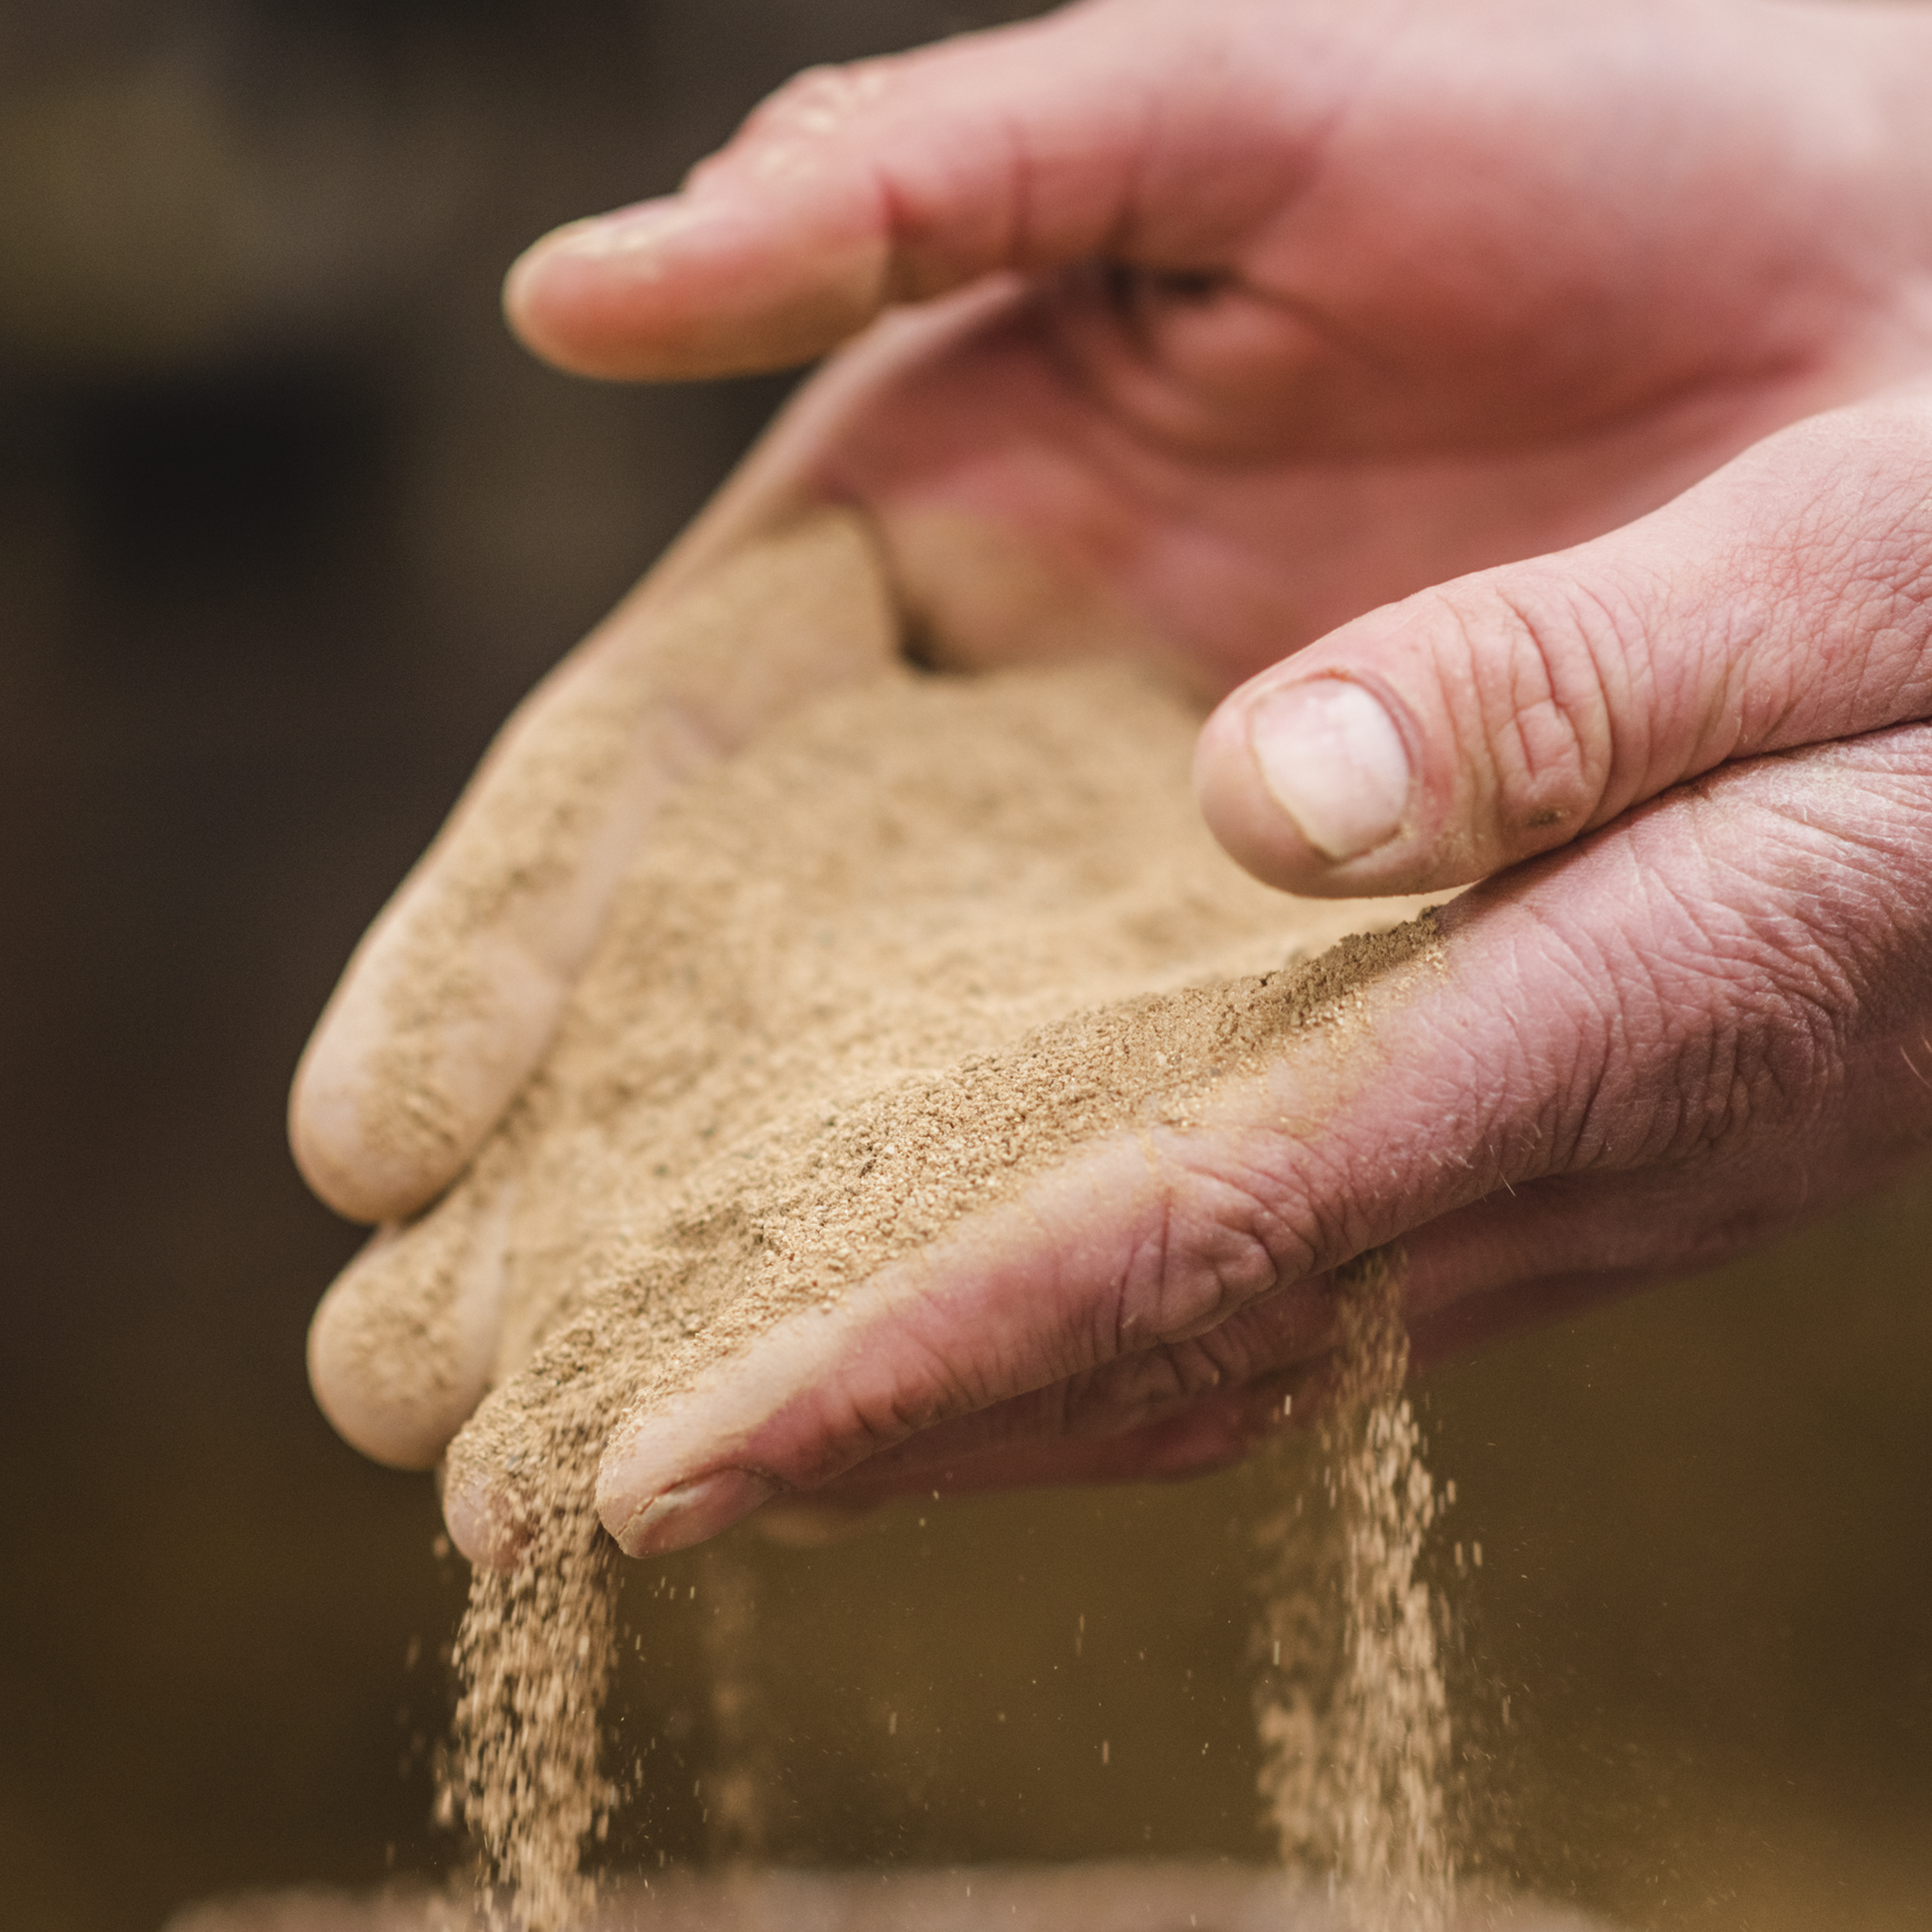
2 7 1930 1932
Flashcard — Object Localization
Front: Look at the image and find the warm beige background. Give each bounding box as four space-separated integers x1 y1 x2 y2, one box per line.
2 6 1927 1930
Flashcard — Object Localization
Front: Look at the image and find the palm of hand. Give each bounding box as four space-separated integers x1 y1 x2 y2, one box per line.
812 273 1846 695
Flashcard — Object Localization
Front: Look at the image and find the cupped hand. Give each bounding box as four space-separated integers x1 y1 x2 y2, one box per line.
289 0 1932 1550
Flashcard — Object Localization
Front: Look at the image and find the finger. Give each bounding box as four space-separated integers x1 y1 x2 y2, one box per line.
571 721 1932 1555
733 1232 1650 1504
676 1172 1739 1509
805 1253 1651 1502
290 506 897 1223
1196 389 1932 896
745 1246 1647 1511
706 1161 1760 1507
307 1155 518 1471
740 1296 1331 1513
501 0 1351 380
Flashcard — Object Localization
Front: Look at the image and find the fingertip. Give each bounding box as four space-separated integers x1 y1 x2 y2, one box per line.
288 1083 405 1231
443 1474 529 1574
288 1004 468 1224
499 221 573 359
289 922 562 1226
306 1183 510 1471
499 185 886 380
308 1261 465 1472
501 199 718 374
497 9 1133 383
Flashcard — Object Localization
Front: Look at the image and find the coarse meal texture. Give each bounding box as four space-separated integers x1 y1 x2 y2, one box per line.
343 648 1445 1926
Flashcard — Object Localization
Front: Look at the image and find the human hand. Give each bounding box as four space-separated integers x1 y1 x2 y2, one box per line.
504 0 1932 677
312 384 1932 1562
293 0 1932 1554
517 388 1932 1558
293 0 1932 1227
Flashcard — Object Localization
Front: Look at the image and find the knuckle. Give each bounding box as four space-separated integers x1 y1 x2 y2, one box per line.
1422 573 1627 848
1727 403 1932 725
1634 811 1869 1163
1065 1278 1317 1441
1511 832 1858 1175
742 59 895 143
1108 1146 1291 1351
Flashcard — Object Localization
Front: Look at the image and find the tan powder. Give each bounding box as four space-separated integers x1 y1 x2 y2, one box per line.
1251 1253 1454 1932
381 646 1447 1925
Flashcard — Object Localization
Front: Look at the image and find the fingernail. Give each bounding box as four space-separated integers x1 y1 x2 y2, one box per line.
613 1468 778 1557
539 198 713 264
1247 679 1411 863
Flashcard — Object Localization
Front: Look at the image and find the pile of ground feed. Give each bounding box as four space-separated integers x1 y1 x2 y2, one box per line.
329 633 1449 1925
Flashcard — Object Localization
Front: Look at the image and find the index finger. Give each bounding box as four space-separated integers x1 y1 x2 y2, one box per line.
500 0 1360 381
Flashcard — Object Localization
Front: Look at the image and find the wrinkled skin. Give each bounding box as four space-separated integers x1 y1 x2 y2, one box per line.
293 0 1932 1562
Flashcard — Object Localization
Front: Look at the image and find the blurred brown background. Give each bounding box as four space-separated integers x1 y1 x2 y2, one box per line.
1 6 1928 1931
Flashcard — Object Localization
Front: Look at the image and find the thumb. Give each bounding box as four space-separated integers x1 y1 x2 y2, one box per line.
1196 391 1932 897
501 0 1352 379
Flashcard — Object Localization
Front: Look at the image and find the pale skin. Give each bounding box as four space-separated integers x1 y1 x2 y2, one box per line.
295 0 1932 1562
